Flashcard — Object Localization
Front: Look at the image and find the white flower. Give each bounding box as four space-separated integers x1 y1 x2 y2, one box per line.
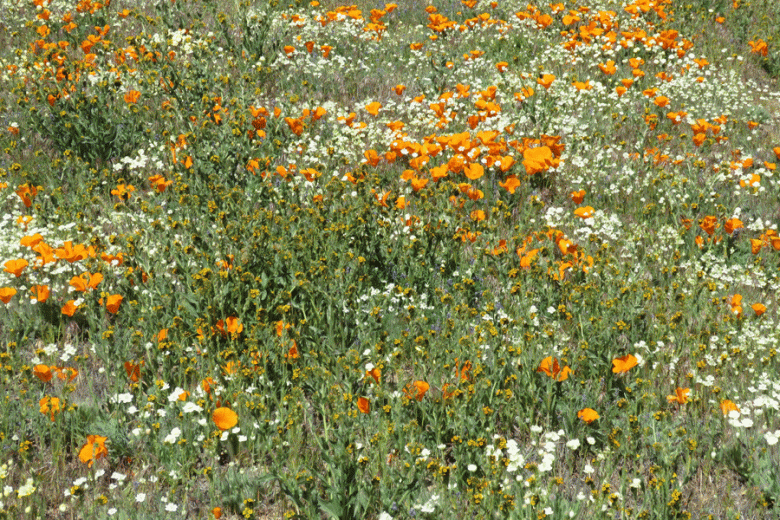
182 402 203 414
765 430 779 446
584 464 594 474
467 464 477 472
378 513 394 520
630 478 642 489
539 453 555 472
16 478 35 497
566 439 581 450
163 428 181 444
136 493 146 503
165 503 178 512
168 387 187 402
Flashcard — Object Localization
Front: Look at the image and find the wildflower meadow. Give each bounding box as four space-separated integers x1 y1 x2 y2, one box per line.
2 0 780 518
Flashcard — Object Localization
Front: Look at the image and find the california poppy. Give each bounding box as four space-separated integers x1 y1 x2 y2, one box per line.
404 380 429 401
751 303 766 316
39 396 61 421
365 101 382 116
612 354 638 374
578 408 599 424
105 294 123 314
124 360 142 383
0 287 17 304
212 407 238 430
667 387 690 405
79 435 108 467
61 300 78 316
720 399 739 415
34 364 53 382
3 258 28 277
536 357 571 382
357 397 370 414
574 206 594 219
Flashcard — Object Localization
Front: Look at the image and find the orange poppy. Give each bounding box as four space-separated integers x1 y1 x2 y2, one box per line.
3 258 28 277
30 284 50 303
724 218 743 235
751 303 766 316
124 360 143 382
404 380 429 401
570 189 585 204
123 90 141 104
61 300 78 316
105 294 123 313
0 287 17 304
574 206 594 219
577 408 599 423
365 101 382 116
536 357 571 381
39 396 62 421
79 435 108 467
612 354 638 374
34 364 53 382
366 367 381 383
357 397 370 413
667 387 690 405
720 399 739 415
537 74 555 89
212 407 238 430
499 175 521 194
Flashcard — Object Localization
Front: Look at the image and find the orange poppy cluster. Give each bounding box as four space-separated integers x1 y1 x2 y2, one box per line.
515 228 594 281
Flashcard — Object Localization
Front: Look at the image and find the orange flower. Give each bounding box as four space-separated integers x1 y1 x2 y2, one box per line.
612 354 638 374
574 206 594 219
537 74 555 89
0 287 17 304
699 216 718 236
366 367 381 384
470 209 486 221
536 356 572 382
357 397 370 413
577 408 599 424
724 218 743 235
39 396 62 421
79 435 108 467
498 175 520 194
212 407 238 430
123 90 141 104
570 189 586 204
105 294 123 313
720 399 739 415
212 507 223 519
30 284 50 303
216 317 243 337
365 101 382 116
404 380 430 401
281 340 298 360
34 364 53 382
4 258 29 277
729 294 743 316
61 300 78 316
124 360 143 382
751 303 766 316
667 387 690 405
523 146 555 175
463 163 484 180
